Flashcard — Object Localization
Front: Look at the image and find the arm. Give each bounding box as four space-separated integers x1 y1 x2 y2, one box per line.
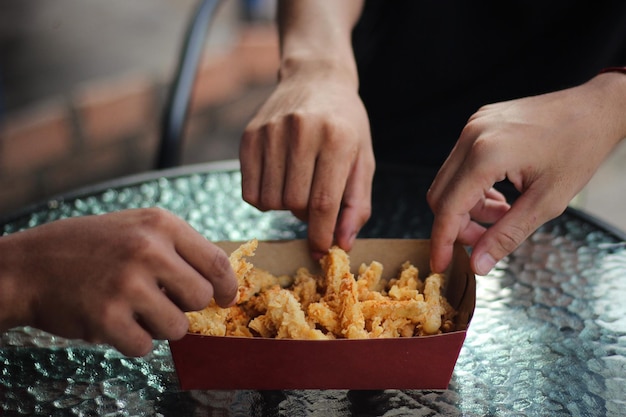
277 0 363 79
240 0 374 259
0 208 238 356
428 71 626 275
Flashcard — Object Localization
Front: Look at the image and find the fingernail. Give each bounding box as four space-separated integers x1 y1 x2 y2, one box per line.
230 291 240 306
475 253 496 276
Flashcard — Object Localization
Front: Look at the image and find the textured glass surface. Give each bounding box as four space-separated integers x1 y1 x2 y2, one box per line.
2 164 626 416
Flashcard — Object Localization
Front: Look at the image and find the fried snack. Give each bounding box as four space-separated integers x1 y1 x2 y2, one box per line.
388 261 424 301
314 247 369 339
356 261 386 301
231 239 293 302
307 301 340 335
249 286 328 340
186 240 458 339
187 238 286 337
187 304 229 336
291 267 321 310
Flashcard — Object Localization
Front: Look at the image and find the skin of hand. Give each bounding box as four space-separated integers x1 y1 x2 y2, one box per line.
240 68 375 259
428 72 626 276
240 0 373 259
0 208 238 357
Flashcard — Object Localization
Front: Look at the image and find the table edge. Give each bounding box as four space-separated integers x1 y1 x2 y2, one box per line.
0 160 241 225
2 159 625 242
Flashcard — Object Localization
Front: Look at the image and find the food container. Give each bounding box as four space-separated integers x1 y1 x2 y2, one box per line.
169 239 475 390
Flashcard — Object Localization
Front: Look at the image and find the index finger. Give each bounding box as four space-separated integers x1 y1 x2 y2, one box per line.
429 164 503 273
170 217 239 307
430 210 486 273
306 149 354 258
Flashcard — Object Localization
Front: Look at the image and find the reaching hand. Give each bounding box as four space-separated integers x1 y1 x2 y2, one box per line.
240 69 375 259
0 208 238 357
428 73 626 275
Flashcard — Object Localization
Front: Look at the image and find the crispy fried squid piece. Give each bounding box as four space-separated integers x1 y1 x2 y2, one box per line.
361 299 427 338
229 239 292 302
291 267 321 311
307 301 339 335
317 247 369 339
224 305 254 337
387 261 424 301
249 286 328 340
338 275 369 339
187 302 255 337
420 273 447 335
187 302 230 336
319 246 348 310
187 240 457 339
356 261 387 301
369 316 415 338
361 299 428 321
229 239 257 285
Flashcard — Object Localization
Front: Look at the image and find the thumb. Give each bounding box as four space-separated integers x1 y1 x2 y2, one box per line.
470 189 565 275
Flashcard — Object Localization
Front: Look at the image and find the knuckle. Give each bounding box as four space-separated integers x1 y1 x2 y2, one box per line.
282 193 308 212
132 207 178 237
495 223 529 254
427 188 451 214
459 119 480 142
138 206 171 224
207 249 238 298
116 274 149 299
208 249 233 282
469 136 497 159
241 187 259 207
123 235 153 260
465 137 504 172
345 197 372 225
310 116 358 150
359 203 372 223
286 111 306 134
259 193 283 211
186 284 214 312
127 335 154 357
322 129 354 154
541 200 568 220
426 188 438 210
309 191 337 216
240 128 256 149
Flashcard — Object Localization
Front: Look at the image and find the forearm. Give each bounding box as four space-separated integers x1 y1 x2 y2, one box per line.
277 0 364 86
0 234 32 331
587 70 626 146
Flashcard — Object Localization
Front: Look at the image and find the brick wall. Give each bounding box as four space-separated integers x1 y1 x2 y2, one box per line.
0 24 278 217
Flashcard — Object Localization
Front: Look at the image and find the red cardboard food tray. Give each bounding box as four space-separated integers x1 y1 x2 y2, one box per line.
169 239 475 390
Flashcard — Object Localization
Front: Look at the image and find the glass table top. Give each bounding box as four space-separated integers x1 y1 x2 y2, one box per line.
2 161 626 416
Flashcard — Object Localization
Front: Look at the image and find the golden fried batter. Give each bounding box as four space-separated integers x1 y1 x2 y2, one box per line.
186 241 457 339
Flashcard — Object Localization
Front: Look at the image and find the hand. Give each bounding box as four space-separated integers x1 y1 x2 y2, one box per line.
0 208 238 356
240 68 375 258
428 73 626 275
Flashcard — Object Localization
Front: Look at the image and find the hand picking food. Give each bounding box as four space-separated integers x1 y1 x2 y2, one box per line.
186 239 457 339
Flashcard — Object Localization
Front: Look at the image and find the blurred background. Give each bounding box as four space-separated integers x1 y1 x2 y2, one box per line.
0 0 624 233
0 0 278 216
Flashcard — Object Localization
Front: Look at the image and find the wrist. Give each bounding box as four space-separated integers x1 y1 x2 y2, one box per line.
276 0 362 88
590 69 626 144
279 56 359 89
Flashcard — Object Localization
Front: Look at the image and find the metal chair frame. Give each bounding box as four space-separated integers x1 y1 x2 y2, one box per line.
156 0 223 169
